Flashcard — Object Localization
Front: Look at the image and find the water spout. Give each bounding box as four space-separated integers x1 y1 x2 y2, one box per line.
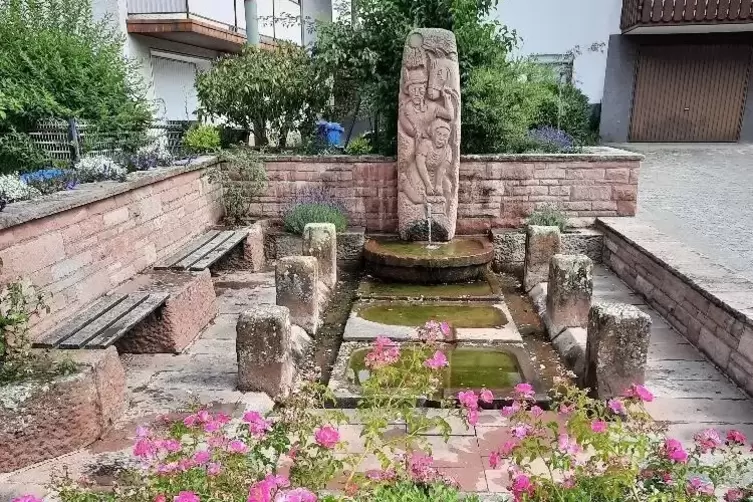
425 201 439 250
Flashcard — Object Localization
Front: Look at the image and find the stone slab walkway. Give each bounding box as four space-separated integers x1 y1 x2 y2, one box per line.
618 143 753 282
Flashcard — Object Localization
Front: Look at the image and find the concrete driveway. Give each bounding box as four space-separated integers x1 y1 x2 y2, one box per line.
613 143 753 282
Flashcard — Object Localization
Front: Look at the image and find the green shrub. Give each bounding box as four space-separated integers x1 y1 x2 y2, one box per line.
527 204 570 232
0 131 47 174
207 148 268 226
535 82 595 144
0 0 151 133
284 203 348 235
344 135 372 155
463 62 553 154
182 123 221 154
196 43 330 148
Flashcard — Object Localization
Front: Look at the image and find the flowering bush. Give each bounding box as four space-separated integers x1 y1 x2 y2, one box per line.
127 133 173 171
479 380 753 502
0 173 41 204
20 168 79 195
74 155 127 183
527 126 576 153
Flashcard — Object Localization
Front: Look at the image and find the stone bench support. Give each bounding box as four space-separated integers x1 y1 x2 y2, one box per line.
237 305 295 398
585 303 652 399
547 254 594 336
276 256 319 335
303 223 337 303
523 225 561 292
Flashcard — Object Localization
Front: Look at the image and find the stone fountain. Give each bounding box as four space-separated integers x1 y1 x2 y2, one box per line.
364 28 493 284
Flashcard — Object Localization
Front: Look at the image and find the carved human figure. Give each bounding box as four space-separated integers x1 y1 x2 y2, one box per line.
397 28 461 241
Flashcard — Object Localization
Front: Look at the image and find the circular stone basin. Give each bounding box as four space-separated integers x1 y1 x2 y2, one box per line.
348 346 523 396
364 238 493 284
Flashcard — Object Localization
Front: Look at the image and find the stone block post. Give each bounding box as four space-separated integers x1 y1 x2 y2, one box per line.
243 223 266 272
303 223 337 292
547 254 593 337
276 256 319 335
584 303 652 399
523 225 562 292
236 305 294 398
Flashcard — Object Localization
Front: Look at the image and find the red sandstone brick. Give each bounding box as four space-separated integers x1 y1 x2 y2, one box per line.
549 186 571 196
571 186 612 201
629 168 641 184
566 169 605 180
613 186 638 201
617 200 637 215
591 201 618 211
535 167 566 179
512 186 547 196
605 168 630 183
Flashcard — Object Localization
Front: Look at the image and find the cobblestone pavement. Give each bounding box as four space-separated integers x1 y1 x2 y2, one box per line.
617 143 753 282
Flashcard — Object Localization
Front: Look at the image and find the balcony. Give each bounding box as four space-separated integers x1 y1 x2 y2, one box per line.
126 0 302 52
621 0 753 33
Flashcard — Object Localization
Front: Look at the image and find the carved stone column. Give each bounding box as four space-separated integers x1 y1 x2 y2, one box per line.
397 28 461 241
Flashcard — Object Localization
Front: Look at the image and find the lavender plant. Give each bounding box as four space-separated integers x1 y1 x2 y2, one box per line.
527 126 576 153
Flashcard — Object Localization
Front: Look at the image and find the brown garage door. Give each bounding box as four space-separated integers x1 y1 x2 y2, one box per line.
630 44 752 142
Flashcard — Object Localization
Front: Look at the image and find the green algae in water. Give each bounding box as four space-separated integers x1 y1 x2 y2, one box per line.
358 304 506 328
348 347 523 393
360 280 493 298
373 239 484 258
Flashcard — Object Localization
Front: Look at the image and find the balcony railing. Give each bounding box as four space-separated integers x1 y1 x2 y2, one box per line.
621 0 753 31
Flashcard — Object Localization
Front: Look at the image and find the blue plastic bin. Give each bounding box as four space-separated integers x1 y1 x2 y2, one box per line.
316 121 344 146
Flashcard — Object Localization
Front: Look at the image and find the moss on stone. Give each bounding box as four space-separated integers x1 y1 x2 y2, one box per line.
357 303 507 328
360 280 493 298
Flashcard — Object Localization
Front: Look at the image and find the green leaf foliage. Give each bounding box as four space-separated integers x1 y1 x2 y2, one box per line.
182 123 221 154
283 203 348 236
527 203 570 232
196 43 330 149
535 82 596 144
0 0 151 133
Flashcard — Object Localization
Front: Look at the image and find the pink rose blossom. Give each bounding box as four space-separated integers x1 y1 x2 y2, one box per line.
727 429 747 445
183 414 198 427
196 410 211 422
489 451 501 469
529 405 544 418
440 322 451 336
725 489 745 502
501 401 521 417
215 412 231 425
154 496 167 502
365 336 400 369
159 439 182 453
314 426 340 449
276 488 317 502
243 411 272 437
694 428 722 453
511 423 532 439
511 473 535 502
133 438 155 458
248 475 290 502
591 420 608 433
662 438 689 463
686 477 714 496
207 462 222 476
12 497 43 502
156 462 178 475
408 452 438 483
479 388 494 404
500 440 518 456
193 450 211 464
178 458 196 472
208 435 229 449
424 350 448 370
624 384 654 402
607 399 626 415
174 492 200 502
514 383 535 399
204 421 221 433
558 404 574 415
467 408 479 426
558 433 581 456
229 439 249 454
457 390 478 410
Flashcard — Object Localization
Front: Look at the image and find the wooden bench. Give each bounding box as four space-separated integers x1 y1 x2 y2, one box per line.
154 230 249 271
34 293 169 349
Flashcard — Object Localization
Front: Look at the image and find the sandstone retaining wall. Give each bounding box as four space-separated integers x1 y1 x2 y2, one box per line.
0 160 223 337
252 147 642 234
598 217 753 397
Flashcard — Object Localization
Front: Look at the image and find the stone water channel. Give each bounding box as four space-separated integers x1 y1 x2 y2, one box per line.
325 236 567 407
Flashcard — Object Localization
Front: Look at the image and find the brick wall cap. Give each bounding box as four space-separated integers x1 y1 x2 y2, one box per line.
0 156 218 231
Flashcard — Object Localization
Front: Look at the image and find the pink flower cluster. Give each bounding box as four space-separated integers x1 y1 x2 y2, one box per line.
248 474 317 502
686 477 714 496
457 388 493 426
364 336 400 369
314 425 340 449
623 384 654 402
417 320 451 343
694 428 722 453
423 350 448 370
511 473 535 502
11 496 43 502
661 438 689 463
183 409 231 433
243 411 272 438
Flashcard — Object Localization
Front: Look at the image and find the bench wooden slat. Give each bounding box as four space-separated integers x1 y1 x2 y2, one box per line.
173 231 235 270
154 231 221 270
33 295 127 348
86 293 170 349
59 293 150 349
189 230 249 271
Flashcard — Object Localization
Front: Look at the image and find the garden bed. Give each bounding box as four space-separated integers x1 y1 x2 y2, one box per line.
0 347 126 473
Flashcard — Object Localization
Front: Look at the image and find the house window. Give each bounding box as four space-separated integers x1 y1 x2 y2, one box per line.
151 51 212 121
257 0 303 44
532 54 574 85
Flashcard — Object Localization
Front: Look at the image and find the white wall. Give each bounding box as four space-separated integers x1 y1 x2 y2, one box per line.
494 0 622 103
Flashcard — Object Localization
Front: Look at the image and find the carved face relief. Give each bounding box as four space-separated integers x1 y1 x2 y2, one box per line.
433 126 451 149
408 83 426 106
